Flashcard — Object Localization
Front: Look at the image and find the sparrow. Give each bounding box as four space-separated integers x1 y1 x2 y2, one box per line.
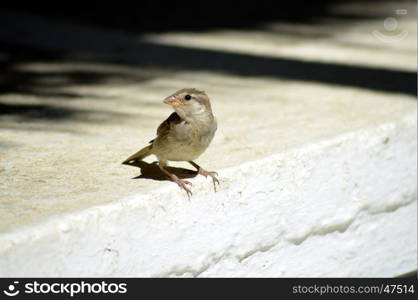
122 88 219 197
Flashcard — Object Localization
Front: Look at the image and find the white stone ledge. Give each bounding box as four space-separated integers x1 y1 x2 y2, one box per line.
0 114 416 277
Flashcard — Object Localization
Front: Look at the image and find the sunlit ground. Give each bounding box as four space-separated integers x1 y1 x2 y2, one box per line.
0 0 416 232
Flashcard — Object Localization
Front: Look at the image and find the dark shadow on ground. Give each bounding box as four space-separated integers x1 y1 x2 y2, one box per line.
0 0 415 128
124 160 197 181
1 0 402 33
0 44 161 99
0 102 132 123
113 43 415 96
0 43 161 128
0 23 415 98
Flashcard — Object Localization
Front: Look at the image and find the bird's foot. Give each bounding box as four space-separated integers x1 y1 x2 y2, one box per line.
198 168 220 192
171 174 193 198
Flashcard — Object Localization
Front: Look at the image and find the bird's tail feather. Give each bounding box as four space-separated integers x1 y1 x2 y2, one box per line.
122 145 152 164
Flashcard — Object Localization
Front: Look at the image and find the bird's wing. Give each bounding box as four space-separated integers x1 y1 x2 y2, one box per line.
149 112 182 144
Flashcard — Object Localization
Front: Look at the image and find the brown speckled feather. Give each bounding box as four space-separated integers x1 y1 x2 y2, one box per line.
149 112 182 144
157 112 182 137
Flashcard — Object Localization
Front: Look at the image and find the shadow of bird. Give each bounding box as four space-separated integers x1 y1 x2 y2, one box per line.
122 160 197 181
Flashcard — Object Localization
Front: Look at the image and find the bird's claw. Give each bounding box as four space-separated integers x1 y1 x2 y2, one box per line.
172 176 193 198
198 169 220 192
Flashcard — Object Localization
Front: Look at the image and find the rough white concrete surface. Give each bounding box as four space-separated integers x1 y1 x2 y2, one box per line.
0 114 416 277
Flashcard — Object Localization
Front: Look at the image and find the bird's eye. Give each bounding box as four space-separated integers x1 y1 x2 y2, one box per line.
184 94 192 100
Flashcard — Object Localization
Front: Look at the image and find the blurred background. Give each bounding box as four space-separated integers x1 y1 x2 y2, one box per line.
0 0 415 104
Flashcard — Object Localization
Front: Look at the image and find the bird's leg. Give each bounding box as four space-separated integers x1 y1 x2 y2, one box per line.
188 161 219 192
158 161 192 198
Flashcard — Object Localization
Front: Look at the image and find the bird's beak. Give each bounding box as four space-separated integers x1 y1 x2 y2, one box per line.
163 95 182 107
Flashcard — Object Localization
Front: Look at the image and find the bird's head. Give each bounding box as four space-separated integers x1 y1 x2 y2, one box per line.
163 88 212 120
